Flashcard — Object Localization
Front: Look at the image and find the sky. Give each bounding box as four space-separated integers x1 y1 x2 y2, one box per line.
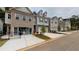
30 7 79 18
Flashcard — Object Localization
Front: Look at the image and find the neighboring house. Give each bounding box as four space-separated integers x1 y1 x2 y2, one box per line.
63 19 71 31
5 7 35 36
33 10 49 34
50 16 59 32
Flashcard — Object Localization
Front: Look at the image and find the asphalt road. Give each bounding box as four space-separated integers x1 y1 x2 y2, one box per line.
27 32 79 51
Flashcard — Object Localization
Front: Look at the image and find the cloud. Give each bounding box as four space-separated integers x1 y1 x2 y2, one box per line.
30 7 79 18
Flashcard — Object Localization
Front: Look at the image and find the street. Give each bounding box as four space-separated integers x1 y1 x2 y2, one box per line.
27 31 79 51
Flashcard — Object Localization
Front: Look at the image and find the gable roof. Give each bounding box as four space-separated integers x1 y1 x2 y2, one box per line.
15 7 32 14
7 7 32 14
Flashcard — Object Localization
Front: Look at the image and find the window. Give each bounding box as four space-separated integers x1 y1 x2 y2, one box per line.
45 21 47 23
16 16 19 20
16 14 19 20
8 14 11 19
29 18 31 21
23 16 26 21
55 22 57 24
29 16 32 21
45 19 48 23
39 18 43 22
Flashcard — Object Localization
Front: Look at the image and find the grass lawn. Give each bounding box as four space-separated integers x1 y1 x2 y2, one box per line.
0 39 8 47
34 34 50 40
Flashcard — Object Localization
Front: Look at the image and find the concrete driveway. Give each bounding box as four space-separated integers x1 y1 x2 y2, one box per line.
0 35 45 51
27 31 79 51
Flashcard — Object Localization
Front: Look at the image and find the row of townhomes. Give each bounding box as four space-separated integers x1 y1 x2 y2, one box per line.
0 7 71 36
50 16 71 32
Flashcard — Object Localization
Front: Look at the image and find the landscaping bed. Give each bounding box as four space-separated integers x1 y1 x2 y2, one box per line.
34 34 50 40
0 39 8 47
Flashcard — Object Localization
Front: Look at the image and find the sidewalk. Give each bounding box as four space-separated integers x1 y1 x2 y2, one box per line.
44 31 77 39
44 33 65 39
59 30 78 35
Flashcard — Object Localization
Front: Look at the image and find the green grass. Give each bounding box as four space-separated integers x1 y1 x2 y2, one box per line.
0 39 8 47
34 34 50 40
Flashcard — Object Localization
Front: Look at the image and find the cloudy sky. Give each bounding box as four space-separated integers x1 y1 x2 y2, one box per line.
30 7 79 18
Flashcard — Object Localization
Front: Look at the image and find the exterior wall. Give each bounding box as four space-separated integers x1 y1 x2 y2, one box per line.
11 12 34 28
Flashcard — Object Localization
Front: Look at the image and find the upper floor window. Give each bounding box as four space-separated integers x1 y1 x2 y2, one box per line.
29 16 32 22
39 18 43 22
55 22 57 24
16 14 19 20
29 18 31 21
45 19 48 23
8 14 11 19
45 21 47 23
23 16 26 21
16 16 19 20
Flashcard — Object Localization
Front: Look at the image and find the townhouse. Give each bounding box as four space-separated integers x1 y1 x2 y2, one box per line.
50 16 59 32
58 17 64 31
4 7 35 36
33 10 50 34
63 18 71 31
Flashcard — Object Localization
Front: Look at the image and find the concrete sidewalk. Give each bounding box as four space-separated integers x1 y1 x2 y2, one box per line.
44 33 65 39
59 31 78 35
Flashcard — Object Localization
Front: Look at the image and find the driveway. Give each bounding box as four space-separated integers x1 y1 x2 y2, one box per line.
27 31 79 51
0 35 45 51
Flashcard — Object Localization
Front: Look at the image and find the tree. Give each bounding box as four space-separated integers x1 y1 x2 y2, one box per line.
0 8 5 18
70 15 79 30
5 7 10 11
41 25 46 33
